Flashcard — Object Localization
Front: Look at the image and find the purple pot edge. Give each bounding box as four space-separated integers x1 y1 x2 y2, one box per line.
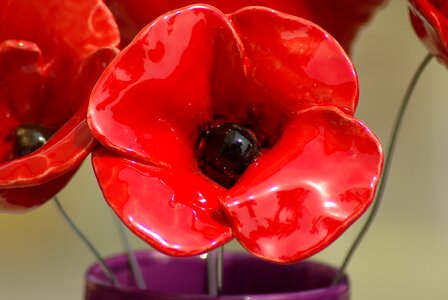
85 250 349 300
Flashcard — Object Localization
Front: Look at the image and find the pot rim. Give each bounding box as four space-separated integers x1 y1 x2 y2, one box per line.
85 250 349 299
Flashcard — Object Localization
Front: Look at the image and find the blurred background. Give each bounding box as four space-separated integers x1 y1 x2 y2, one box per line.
1 1 447 299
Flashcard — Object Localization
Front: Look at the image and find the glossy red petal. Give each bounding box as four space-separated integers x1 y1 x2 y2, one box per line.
0 0 120 128
223 107 383 263
0 102 19 164
0 40 45 124
63 47 120 126
409 0 448 65
88 5 246 166
92 146 233 256
89 5 360 167
0 48 118 188
0 170 77 213
0 114 93 188
308 0 387 52
230 7 358 116
0 0 119 61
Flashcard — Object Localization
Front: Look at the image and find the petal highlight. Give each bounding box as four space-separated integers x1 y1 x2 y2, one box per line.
223 107 383 263
409 0 448 65
230 7 359 115
92 146 233 256
88 5 246 166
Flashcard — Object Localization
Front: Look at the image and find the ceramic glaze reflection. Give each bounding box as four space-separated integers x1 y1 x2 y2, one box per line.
85 251 350 299
225 108 381 262
89 5 384 262
409 0 448 65
92 148 232 256
90 9 217 166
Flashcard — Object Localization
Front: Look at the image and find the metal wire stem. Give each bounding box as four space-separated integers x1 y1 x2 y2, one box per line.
113 215 146 289
333 53 433 283
53 196 119 286
207 247 223 296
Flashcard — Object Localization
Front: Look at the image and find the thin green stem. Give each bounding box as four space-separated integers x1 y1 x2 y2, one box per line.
333 53 433 284
53 196 119 286
113 215 146 289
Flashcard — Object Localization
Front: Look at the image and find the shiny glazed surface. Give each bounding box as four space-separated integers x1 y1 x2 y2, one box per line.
85 251 349 300
89 5 384 262
0 0 119 212
409 0 448 65
106 0 387 52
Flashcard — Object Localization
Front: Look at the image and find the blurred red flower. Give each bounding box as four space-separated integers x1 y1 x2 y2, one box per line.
106 0 387 52
409 0 448 65
0 0 119 212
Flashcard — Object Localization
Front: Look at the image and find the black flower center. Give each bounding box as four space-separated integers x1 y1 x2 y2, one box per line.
198 122 261 188
14 123 55 158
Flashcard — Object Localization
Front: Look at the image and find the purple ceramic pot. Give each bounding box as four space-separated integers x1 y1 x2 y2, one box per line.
85 251 349 300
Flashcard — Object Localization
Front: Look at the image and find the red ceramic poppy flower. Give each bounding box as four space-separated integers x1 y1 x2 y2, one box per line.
89 5 384 263
106 0 387 52
0 0 120 212
409 0 448 65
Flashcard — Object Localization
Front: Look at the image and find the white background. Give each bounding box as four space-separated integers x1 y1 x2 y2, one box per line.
1 1 448 299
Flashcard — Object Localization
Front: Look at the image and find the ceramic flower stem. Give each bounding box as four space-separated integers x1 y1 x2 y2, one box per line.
113 215 146 289
53 196 119 286
207 247 224 296
334 53 434 284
